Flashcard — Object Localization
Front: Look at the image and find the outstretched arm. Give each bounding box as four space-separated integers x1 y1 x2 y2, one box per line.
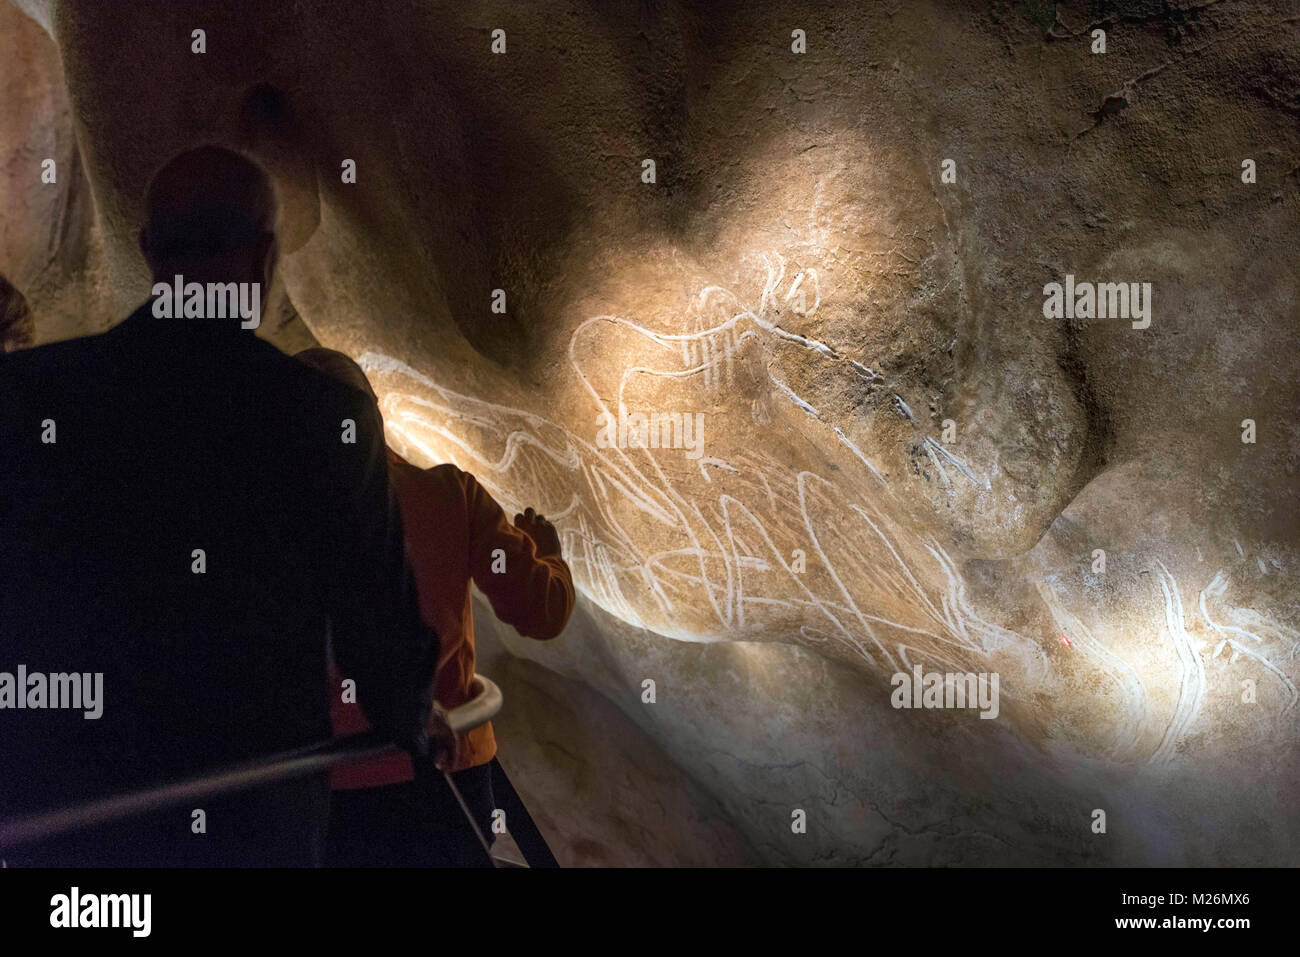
465 476 575 641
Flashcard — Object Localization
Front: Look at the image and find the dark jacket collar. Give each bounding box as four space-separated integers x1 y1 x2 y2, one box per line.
113 298 251 338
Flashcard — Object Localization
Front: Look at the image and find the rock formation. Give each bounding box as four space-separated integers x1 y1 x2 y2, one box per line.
3 0 1297 864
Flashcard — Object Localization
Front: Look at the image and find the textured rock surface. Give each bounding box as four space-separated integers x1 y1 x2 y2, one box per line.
3 0 1297 864
472 599 755 866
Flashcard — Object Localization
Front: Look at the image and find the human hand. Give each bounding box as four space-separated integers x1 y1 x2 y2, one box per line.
514 507 562 558
425 701 459 771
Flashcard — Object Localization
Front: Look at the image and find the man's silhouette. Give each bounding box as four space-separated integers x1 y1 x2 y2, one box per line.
0 146 438 866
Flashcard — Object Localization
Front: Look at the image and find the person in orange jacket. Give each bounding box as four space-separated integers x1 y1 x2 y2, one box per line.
295 348 575 866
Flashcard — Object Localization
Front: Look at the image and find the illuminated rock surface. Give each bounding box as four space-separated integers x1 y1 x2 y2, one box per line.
3 0 1297 864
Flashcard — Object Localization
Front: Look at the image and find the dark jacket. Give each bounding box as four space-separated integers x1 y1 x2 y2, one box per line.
0 301 437 866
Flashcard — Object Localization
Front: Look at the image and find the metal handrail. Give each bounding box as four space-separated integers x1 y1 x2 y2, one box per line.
0 674 503 850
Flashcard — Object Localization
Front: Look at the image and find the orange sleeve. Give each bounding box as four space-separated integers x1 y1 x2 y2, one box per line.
461 470 575 640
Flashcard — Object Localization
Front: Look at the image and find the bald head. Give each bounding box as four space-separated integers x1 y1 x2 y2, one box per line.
140 145 278 285
0 273 34 353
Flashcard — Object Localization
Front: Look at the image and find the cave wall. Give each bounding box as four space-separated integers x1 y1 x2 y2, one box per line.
3 0 1297 864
